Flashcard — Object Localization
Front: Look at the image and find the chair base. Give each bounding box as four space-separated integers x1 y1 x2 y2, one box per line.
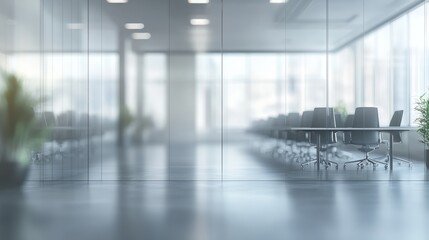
344 153 388 170
301 155 339 170
393 157 412 167
373 155 412 168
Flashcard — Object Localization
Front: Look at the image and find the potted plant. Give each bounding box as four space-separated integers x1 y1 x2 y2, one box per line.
0 72 47 188
415 93 429 169
335 100 348 120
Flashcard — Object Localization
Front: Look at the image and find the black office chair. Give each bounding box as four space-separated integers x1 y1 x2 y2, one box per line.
344 107 386 169
296 111 313 143
265 117 276 139
56 110 79 157
293 110 313 162
384 110 412 167
31 112 46 164
285 112 301 142
284 112 301 160
331 114 355 160
334 113 345 144
343 114 354 144
41 111 58 163
301 107 338 169
335 113 344 128
271 114 288 158
273 114 287 139
43 111 57 131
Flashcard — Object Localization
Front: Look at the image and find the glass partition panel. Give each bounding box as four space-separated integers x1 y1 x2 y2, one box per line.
0 0 427 181
222 0 317 180
168 0 222 180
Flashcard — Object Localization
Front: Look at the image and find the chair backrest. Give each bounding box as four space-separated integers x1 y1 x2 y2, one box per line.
335 113 344 128
351 107 380 145
301 111 314 128
312 107 336 128
286 113 301 141
274 114 287 127
58 110 76 127
311 107 336 145
265 117 275 136
296 111 313 142
389 110 404 142
286 113 301 127
43 111 57 128
343 114 354 144
273 114 287 138
389 110 403 127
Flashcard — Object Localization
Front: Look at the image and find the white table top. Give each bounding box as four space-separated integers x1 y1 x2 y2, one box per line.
288 127 417 131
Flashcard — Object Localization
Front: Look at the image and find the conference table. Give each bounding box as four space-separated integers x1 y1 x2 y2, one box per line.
277 127 417 172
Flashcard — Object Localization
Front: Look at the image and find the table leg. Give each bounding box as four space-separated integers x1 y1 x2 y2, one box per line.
317 134 321 171
389 133 393 172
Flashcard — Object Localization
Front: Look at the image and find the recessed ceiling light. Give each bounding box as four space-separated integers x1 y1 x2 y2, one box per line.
106 0 127 3
190 19 210 26
188 0 209 3
270 0 288 3
67 23 83 30
125 23 144 30
132 32 151 40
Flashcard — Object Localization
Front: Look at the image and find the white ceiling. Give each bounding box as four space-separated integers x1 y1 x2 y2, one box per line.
0 0 425 53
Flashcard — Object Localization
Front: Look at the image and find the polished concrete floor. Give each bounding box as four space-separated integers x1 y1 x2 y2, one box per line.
2 180 429 240
2 142 429 240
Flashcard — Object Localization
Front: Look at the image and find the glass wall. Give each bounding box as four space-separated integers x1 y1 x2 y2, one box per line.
348 3 428 126
0 0 428 181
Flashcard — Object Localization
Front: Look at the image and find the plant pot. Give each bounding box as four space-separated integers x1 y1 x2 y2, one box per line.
426 149 429 169
0 161 29 189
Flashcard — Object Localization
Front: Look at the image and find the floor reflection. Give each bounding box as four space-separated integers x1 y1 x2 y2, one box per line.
28 142 429 181
2 181 429 240
11 140 429 239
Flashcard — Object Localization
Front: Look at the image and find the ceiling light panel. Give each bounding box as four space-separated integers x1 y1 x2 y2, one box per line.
107 0 128 3
190 19 210 26
188 0 209 3
270 0 288 3
125 23 144 30
132 32 151 40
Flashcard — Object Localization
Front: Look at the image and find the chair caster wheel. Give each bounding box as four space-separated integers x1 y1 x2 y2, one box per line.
384 165 388 170
335 165 339 170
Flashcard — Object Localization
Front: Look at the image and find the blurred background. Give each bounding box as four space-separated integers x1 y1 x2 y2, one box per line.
0 0 428 181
